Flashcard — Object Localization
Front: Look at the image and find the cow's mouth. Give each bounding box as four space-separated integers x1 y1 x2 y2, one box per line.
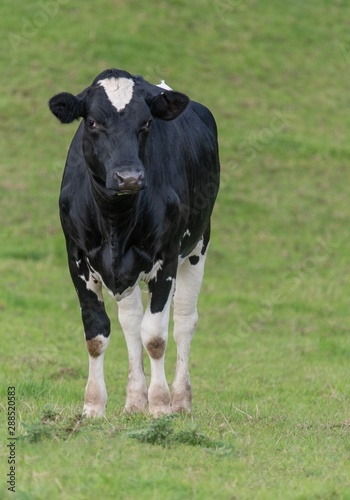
117 182 146 195
117 189 141 196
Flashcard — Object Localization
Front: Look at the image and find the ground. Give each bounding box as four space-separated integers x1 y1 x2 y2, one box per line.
1 0 350 498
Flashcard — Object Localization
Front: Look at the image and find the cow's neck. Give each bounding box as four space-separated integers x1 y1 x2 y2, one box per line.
91 184 151 290
90 179 137 223
90 178 139 251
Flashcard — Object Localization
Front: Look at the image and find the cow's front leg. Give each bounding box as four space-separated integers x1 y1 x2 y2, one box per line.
141 268 175 417
70 257 110 417
117 286 147 412
81 297 110 417
84 329 109 417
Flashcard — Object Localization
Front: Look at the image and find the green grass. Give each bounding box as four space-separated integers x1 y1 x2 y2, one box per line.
1 0 350 498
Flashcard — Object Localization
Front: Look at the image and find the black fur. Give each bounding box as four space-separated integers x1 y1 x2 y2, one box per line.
49 92 84 123
49 68 220 339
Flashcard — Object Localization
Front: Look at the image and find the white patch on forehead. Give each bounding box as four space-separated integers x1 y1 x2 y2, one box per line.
98 77 134 111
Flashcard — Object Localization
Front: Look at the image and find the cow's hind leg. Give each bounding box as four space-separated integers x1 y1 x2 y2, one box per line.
172 236 208 413
117 286 147 412
69 255 110 417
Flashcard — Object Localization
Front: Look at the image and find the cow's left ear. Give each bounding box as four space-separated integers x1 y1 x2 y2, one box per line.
146 91 190 121
48 91 85 124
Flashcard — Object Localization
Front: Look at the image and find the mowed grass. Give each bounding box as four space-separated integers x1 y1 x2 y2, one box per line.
1 0 350 498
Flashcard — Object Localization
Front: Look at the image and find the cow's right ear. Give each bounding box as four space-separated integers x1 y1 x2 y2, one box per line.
146 91 190 121
48 92 85 124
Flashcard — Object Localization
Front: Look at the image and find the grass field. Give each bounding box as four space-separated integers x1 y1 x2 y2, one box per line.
1 0 350 498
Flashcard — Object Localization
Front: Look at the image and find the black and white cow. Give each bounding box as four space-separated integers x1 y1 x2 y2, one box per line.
49 68 220 417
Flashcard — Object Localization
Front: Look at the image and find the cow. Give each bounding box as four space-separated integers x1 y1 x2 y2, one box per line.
48 68 220 417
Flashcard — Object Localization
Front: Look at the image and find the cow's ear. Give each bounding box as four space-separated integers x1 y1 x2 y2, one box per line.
48 92 85 124
146 91 189 121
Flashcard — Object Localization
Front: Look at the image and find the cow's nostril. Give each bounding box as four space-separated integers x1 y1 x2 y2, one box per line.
115 172 125 183
114 170 144 191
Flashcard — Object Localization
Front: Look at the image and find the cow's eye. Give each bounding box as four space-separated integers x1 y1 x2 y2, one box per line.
139 119 152 134
88 119 97 129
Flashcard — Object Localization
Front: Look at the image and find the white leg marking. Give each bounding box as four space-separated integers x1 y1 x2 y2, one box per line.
141 282 175 417
172 241 208 413
83 334 109 417
118 286 147 412
98 77 134 112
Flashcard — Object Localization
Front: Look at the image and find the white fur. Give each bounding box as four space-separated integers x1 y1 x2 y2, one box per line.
157 80 173 91
140 260 163 283
83 335 109 417
171 241 208 412
98 77 134 112
118 286 147 412
141 281 175 416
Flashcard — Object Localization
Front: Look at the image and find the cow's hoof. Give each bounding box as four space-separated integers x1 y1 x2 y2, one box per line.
124 386 148 413
147 383 171 417
171 385 192 414
149 404 172 418
123 400 147 414
83 403 106 418
171 403 191 414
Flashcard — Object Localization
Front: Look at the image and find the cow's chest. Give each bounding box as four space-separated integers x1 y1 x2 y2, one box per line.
78 247 163 302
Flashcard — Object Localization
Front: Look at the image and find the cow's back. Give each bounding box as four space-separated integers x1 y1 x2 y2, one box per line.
143 100 219 244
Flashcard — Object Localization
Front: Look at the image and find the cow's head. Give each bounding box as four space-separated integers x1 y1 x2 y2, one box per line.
49 69 189 195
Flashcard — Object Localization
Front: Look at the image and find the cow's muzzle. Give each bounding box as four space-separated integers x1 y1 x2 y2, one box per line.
109 169 145 194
